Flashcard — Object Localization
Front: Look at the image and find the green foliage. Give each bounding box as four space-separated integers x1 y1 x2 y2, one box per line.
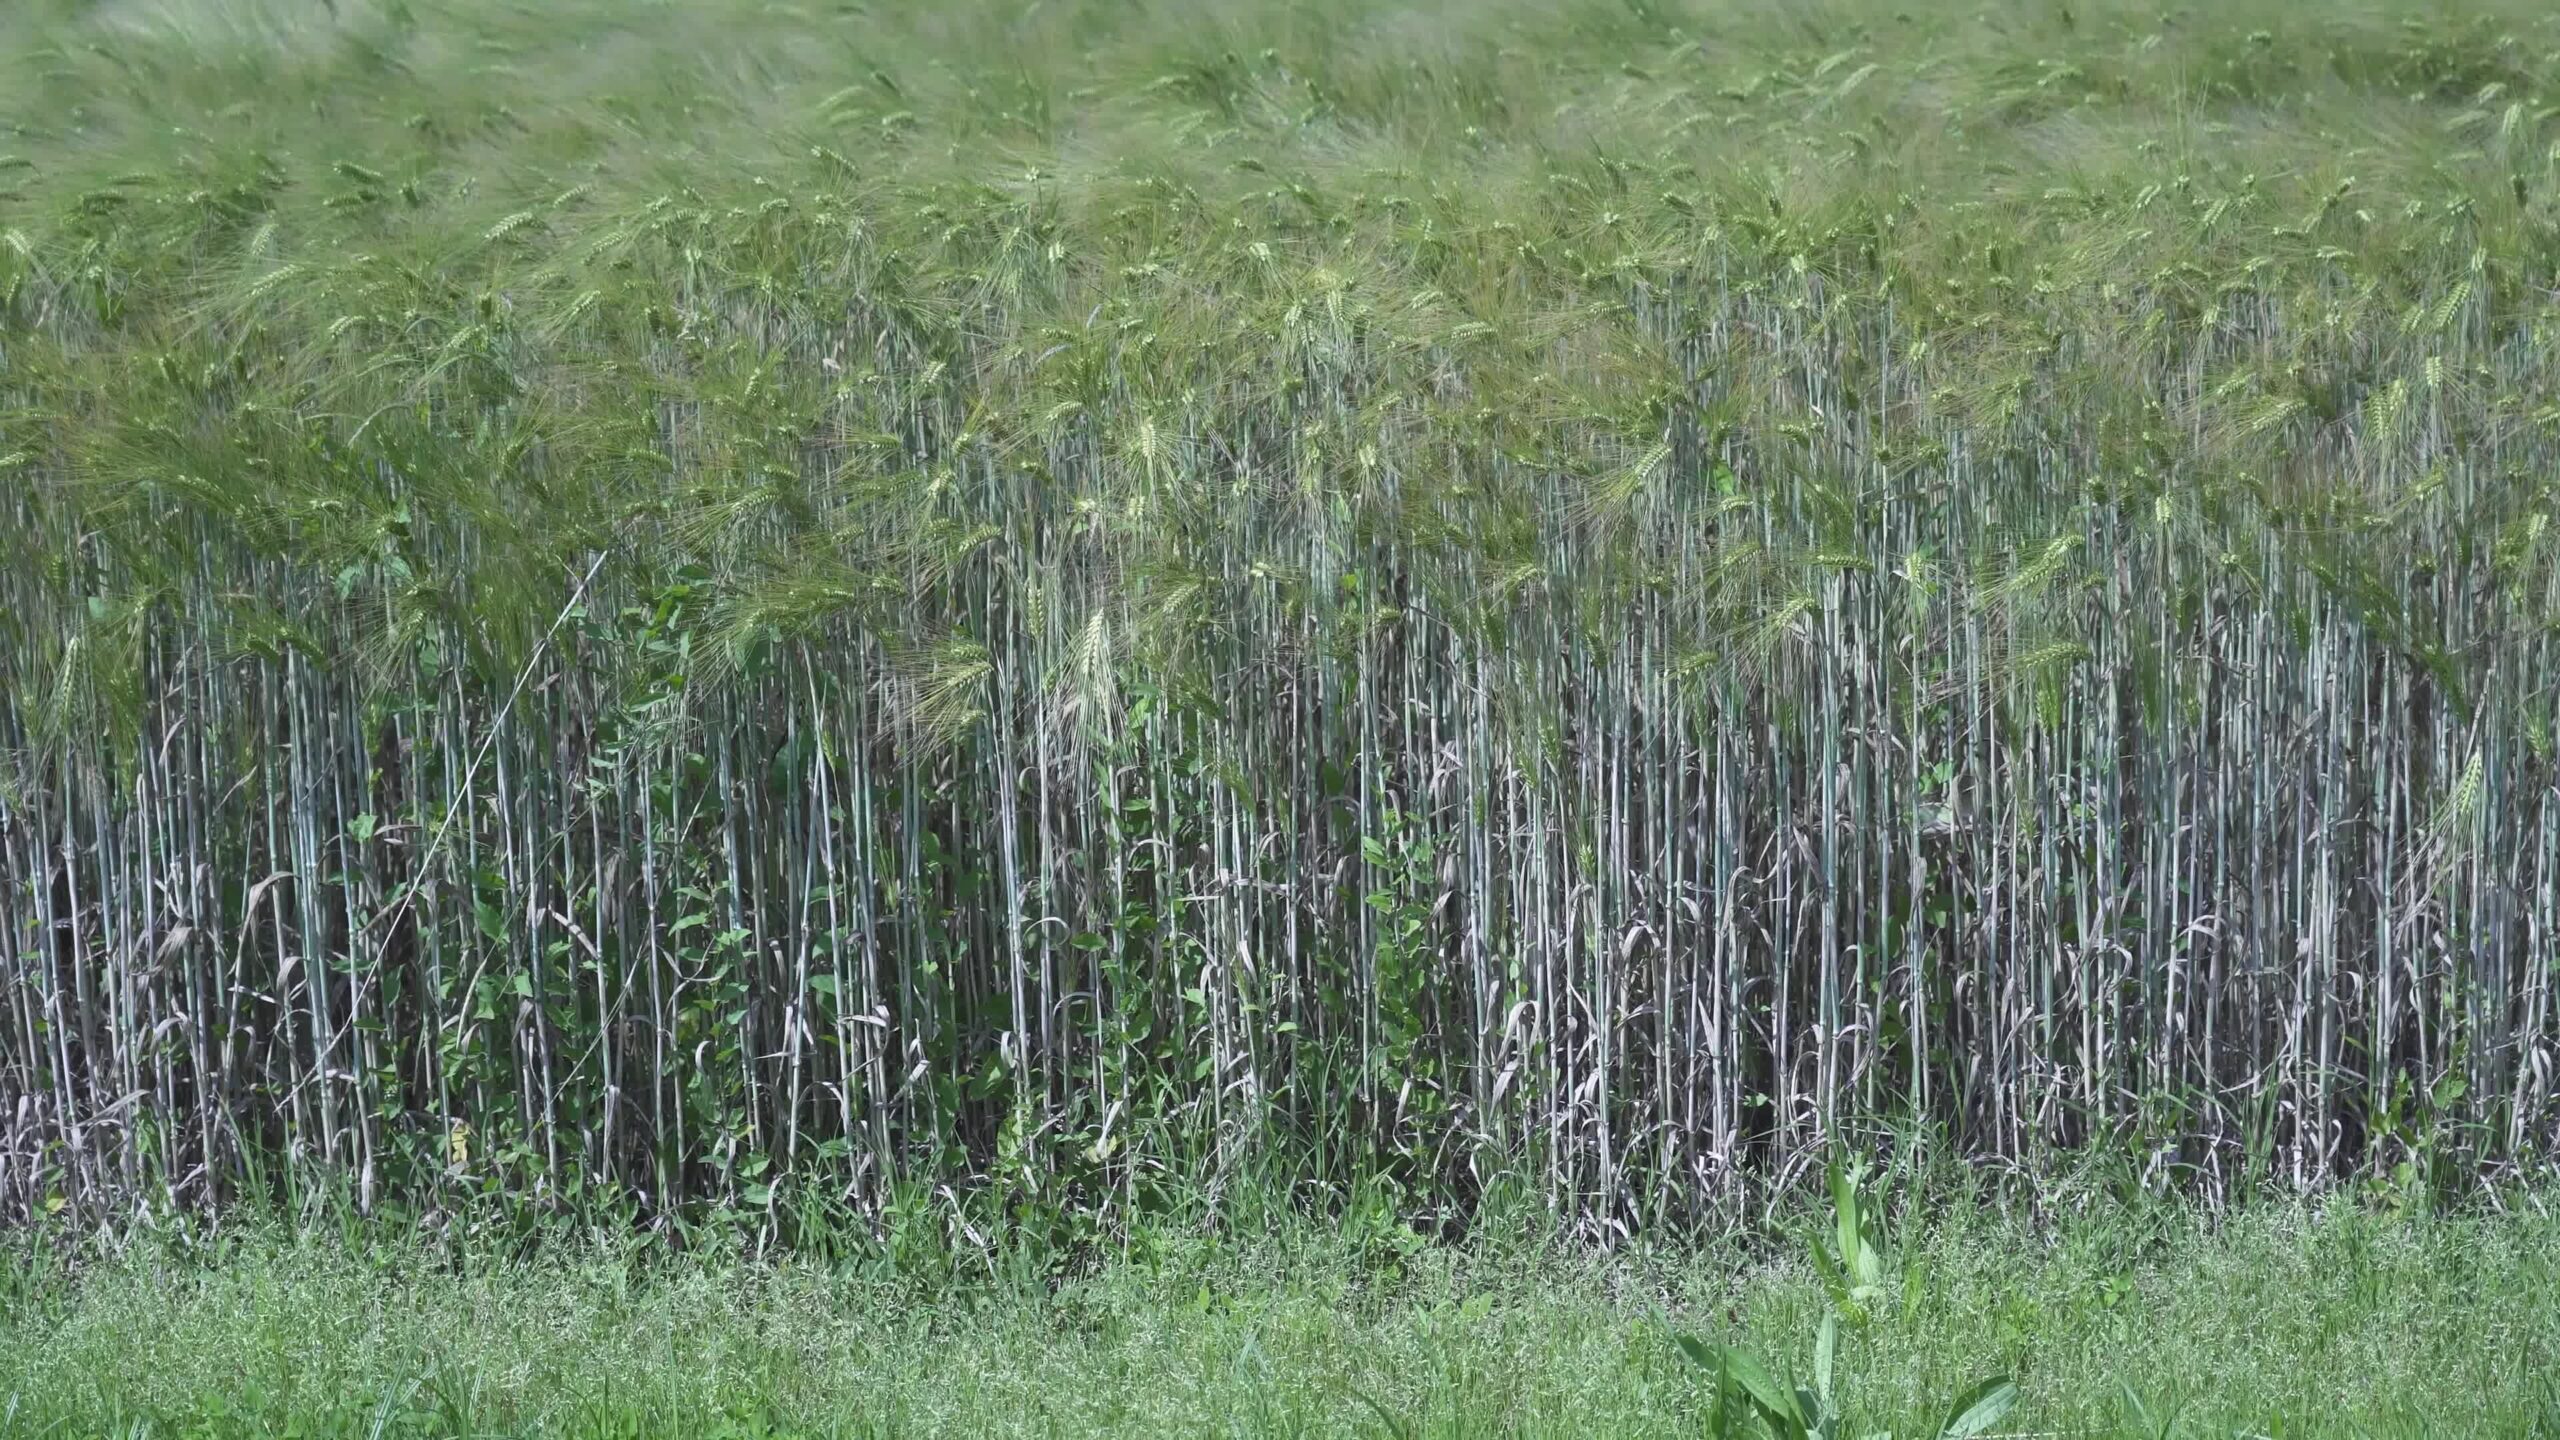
1807 1158 1894 1328
1680 1321 2019 1440
1680 1164 2012 1439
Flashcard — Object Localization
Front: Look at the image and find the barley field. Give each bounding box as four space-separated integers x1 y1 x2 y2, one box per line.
4 0 2560 1428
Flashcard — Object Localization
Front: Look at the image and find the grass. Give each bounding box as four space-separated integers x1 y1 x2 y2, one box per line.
4 1187 2558 1438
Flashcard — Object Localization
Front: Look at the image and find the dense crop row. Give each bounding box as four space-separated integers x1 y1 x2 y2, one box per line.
4 0 2559 1237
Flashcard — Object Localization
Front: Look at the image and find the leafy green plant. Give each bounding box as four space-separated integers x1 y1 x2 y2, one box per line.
1808 1158 1895 1327
1679 1158 2013 1439
1678 1317 2015 1440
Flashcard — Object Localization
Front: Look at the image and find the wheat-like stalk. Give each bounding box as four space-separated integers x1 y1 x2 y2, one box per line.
2 0 2557 1237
